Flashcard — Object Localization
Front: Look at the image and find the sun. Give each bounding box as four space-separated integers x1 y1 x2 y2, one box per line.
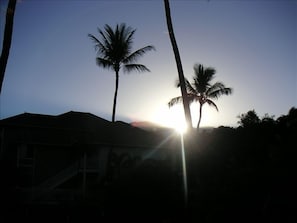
153 104 189 133
174 122 187 134
171 110 187 134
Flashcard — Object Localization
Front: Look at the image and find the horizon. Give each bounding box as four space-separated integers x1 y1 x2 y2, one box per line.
0 0 296 128
1 107 294 131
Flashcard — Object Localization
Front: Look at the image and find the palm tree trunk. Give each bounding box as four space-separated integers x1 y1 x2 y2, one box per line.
197 103 203 130
112 70 119 122
164 0 192 129
0 0 17 94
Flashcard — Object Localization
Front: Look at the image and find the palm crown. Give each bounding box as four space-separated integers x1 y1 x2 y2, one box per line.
169 64 233 129
88 23 155 122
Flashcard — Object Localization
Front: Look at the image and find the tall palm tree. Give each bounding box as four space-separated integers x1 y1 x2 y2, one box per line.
169 64 233 129
164 0 192 129
0 0 17 94
88 23 155 122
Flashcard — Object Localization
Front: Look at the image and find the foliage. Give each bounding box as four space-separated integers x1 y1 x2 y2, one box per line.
238 107 297 129
186 106 297 222
237 109 261 128
4 107 296 222
88 23 155 122
169 63 232 129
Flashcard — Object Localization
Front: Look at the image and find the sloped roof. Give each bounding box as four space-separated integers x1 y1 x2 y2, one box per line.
0 111 109 130
0 111 178 149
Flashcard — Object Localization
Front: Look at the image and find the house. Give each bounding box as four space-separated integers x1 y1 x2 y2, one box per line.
0 111 183 219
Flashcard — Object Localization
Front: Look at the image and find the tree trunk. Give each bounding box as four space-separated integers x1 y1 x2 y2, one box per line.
197 103 203 130
164 0 192 129
0 0 17 94
112 70 119 122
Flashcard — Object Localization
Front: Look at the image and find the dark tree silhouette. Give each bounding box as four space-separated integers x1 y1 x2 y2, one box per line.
0 0 17 94
169 64 233 129
237 109 260 128
88 23 155 122
164 0 192 129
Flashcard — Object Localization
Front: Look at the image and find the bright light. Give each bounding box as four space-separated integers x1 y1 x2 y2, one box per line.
152 104 189 133
169 105 188 134
152 102 218 130
173 118 187 134
180 133 188 207
152 103 189 206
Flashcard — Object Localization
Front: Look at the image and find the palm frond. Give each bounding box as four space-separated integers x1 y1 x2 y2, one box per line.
99 24 130 61
123 45 155 64
120 23 135 47
204 67 216 81
102 24 115 43
187 93 200 103
88 34 107 55
176 78 197 95
206 99 219 111
123 64 150 73
118 23 134 40
168 96 183 107
88 33 99 45
185 79 197 95
168 93 197 108
207 82 233 99
90 23 154 75
96 57 114 70
193 63 216 93
117 23 133 53
99 27 113 53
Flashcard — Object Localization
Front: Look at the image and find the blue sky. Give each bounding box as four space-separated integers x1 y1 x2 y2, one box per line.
0 0 296 128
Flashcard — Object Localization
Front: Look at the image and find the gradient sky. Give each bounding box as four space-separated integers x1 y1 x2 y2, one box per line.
0 0 296 128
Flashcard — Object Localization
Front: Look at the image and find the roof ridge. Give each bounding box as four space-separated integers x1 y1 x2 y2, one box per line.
57 111 110 122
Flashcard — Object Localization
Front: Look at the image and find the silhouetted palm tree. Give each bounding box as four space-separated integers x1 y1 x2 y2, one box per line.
88 23 155 122
0 0 17 94
164 0 192 129
169 64 233 129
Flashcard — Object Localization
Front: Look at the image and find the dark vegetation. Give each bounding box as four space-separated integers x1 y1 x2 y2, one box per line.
0 1 295 221
184 107 297 222
1 107 296 222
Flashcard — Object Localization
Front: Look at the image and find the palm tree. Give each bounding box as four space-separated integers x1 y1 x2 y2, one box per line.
169 63 233 129
88 23 155 122
0 0 17 94
164 0 192 129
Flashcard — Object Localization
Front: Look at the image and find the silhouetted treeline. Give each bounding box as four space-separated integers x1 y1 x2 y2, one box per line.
1 108 296 222
78 107 297 222
185 107 297 222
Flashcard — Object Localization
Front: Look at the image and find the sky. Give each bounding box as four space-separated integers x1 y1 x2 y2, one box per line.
0 0 296 129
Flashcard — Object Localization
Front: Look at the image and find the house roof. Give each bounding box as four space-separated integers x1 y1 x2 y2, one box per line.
0 111 109 129
0 111 178 149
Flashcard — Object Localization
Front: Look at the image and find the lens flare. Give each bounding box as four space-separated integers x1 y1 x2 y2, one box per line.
180 133 188 207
